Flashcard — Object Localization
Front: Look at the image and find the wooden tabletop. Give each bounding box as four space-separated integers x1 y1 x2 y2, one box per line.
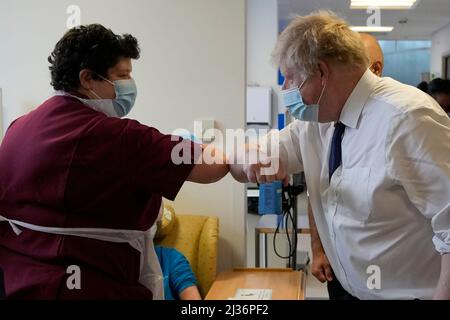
205 268 305 300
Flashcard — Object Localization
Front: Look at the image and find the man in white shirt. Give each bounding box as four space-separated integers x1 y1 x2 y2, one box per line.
309 32 387 300
230 11 450 299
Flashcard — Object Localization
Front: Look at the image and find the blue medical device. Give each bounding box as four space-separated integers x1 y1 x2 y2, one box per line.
258 181 283 215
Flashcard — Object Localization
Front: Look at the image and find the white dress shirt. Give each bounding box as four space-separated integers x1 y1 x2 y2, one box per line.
276 69 450 299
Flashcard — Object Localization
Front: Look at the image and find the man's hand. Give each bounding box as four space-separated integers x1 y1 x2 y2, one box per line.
230 144 288 185
307 199 333 283
242 156 288 185
311 251 334 283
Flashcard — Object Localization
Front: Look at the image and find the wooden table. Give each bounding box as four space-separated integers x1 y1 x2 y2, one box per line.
205 268 306 300
255 214 310 267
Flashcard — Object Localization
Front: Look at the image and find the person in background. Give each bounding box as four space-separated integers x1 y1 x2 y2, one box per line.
307 31 386 300
417 81 429 93
428 78 450 115
359 33 383 77
155 245 201 300
150 208 201 301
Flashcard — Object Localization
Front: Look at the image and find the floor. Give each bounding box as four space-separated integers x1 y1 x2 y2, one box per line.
246 191 329 300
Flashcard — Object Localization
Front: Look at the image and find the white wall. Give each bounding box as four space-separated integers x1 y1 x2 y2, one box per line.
246 0 282 126
246 0 278 267
247 0 278 88
431 22 450 79
0 0 246 271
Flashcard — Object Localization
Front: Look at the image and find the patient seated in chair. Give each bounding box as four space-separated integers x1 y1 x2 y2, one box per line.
155 245 201 300
153 204 201 300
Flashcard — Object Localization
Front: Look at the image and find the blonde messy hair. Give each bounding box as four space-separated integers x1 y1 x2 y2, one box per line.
272 10 369 77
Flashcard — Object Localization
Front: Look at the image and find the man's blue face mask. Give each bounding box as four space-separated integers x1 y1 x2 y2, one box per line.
281 77 325 122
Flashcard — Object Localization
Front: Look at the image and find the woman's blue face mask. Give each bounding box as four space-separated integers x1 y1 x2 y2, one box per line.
88 73 138 118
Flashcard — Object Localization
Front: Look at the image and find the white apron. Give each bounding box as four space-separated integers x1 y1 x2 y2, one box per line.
0 211 165 300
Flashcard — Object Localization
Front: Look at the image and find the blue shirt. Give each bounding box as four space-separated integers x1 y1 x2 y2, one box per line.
155 246 197 300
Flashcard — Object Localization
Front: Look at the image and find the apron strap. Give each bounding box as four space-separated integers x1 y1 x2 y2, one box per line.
0 215 23 236
0 213 164 299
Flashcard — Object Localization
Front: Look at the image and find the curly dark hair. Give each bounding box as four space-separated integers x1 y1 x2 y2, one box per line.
48 24 140 91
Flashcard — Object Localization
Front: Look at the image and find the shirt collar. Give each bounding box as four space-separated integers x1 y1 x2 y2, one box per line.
339 69 380 129
54 90 89 100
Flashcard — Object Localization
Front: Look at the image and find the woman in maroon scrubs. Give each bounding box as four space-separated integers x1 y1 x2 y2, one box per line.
0 24 229 299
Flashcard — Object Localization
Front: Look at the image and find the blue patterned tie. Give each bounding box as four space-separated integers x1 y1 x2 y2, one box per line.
329 122 346 182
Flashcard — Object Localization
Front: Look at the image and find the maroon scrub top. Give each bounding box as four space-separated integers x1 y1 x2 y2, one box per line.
0 95 195 299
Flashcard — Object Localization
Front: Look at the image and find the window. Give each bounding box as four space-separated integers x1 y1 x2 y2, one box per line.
379 40 431 86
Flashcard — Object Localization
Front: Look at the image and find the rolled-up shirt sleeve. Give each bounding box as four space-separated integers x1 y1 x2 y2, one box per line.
387 108 450 254
262 120 304 175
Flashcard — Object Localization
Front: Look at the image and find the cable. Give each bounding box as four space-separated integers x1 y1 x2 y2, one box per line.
272 184 298 262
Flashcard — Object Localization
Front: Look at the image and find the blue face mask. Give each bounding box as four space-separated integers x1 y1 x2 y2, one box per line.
86 74 137 118
281 78 325 122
